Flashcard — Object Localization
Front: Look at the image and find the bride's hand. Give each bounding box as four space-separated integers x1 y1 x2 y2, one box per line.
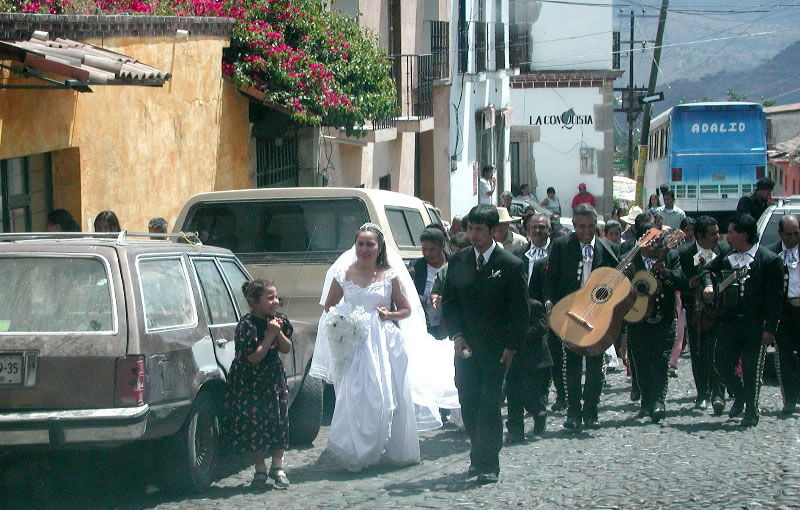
376 306 391 321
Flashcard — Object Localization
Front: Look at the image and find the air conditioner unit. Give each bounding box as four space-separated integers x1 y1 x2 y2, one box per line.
580 146 591 158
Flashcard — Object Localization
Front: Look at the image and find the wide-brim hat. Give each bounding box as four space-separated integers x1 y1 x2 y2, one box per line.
620 205 643 225
496 207 521 224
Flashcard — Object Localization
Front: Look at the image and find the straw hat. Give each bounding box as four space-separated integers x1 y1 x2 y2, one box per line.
496 207 521 224
620 205 643 225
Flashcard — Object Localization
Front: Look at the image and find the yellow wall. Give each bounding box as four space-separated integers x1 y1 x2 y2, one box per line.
0 35 250 232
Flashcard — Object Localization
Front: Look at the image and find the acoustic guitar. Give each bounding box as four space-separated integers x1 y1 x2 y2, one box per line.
624 230 686 323
550 228 662 357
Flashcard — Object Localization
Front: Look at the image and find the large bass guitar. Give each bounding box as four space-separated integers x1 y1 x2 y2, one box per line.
550 228 661 356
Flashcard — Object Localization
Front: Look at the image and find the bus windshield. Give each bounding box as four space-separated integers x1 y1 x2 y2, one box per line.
672 106 766 154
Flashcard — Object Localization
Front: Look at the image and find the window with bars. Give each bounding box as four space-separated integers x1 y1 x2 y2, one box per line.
255 136 299 188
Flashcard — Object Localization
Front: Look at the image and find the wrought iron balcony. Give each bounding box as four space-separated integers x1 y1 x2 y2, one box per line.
428 20 450 80
459 21 514 74
509 23 532 72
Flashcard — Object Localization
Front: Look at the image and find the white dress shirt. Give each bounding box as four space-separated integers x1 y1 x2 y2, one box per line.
474 241 497 268
579 237 596 287
780 242 800 298
525 239 550 283
693 241 717 267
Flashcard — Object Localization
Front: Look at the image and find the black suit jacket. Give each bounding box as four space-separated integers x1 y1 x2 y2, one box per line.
410 257 429 297
700 245 784 334
766 241 791 302
543 234 621 304
442 244 529 357
676 241 729 308
513 241 552 284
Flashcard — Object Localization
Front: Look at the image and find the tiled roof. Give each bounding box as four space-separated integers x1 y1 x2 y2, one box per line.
764 103 800 115
0 32 170 88
769 134 800 160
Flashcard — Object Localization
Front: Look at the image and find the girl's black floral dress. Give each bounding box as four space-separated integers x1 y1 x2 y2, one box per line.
223 312 291 453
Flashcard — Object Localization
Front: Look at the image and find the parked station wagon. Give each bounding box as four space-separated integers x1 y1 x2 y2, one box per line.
0 232 322 491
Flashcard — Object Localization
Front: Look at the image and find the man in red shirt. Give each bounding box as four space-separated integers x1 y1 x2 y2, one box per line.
571 183 596 211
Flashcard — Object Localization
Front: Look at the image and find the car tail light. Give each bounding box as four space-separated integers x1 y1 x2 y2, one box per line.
671 168 682 181
115 355 145 406
756 166 765 180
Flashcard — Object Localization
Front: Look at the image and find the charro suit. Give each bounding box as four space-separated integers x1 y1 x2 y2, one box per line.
442 243 528 474
701 245 784 420
676 240 729 403
543 234 621 424
767 240 800 410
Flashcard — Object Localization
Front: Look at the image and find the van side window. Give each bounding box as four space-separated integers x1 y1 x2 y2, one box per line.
139 258 196 331
193 259 238 325
386 207 426 249
184 199 368 254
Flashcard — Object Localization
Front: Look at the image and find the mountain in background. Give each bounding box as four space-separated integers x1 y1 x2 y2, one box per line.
612 0 800 112
655 40 800 112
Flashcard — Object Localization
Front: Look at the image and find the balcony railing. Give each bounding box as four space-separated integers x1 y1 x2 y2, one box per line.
509 23 532 72
494 22 507 70
428 20 450 80
390 53 433 119
474 21 488 72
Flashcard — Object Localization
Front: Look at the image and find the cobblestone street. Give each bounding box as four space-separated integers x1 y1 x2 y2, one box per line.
3 354 799 509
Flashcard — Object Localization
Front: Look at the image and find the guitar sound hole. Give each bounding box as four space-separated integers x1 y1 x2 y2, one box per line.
635 281 650 296
593 285 611 303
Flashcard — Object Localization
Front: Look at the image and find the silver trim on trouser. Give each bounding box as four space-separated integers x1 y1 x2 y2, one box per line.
774 342 788 406
753 343 767 416
561 343 569 408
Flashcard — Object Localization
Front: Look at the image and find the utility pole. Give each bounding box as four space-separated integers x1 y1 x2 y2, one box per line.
634 0 669 205
627 10 635 177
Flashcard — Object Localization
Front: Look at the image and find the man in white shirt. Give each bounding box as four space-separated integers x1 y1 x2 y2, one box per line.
656 189 686 231
767 215 800 415
478 166 496 205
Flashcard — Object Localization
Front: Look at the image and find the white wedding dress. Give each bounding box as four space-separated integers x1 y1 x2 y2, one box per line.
310 246 460 472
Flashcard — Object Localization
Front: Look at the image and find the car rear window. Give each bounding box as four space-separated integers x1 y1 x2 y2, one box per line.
759 208 800 247
386 207 427 249
0 256 115 333
182 199 369 254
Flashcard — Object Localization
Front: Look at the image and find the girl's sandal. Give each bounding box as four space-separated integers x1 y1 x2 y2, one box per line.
251 471 270 490
269 468 290 489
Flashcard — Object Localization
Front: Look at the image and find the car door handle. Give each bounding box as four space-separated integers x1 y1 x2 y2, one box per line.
216 338 229 347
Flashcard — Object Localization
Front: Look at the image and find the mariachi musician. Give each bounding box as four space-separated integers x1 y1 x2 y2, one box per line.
700 213 784 427
544 204 621 431
765 214 800 416
626 225 686 423
676 215 729 413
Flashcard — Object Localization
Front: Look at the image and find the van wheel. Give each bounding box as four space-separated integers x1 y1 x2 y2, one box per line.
162 392 219 493
289 374 323 445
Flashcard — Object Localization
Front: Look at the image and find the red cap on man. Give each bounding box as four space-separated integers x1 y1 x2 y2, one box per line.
578 183 587 190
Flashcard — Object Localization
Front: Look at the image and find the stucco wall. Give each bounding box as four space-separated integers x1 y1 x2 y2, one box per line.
529 0 612 71
0 35 249 232
510 86 614 216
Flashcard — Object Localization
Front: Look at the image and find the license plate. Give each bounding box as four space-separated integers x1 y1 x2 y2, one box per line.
0 354 23 385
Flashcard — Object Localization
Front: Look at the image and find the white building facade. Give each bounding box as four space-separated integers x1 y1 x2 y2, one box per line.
447 0 520 218
509 0 621 216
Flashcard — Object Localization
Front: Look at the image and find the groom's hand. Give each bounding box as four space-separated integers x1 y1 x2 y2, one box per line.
453 335 471 359
500 349 515 374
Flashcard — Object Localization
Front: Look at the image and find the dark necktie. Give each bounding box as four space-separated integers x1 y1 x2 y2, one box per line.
477 253 485 272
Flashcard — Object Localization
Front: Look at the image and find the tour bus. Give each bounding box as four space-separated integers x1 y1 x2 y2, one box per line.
643 102 768 218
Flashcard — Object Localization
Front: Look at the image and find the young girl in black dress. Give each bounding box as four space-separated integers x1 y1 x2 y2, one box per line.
223 279 292 489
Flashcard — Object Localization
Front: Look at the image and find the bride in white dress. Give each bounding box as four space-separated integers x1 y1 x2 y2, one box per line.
309 223 459 471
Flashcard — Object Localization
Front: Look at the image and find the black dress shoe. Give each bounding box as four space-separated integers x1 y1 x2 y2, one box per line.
630 388 641 402
551 399 567 412
563 414 582 432
533 413 547 435
637 405 651 418
667 367 678 378
712 397 725 416
651 403 666 423
694 398 709 410
468 465 478 476
582 409 600 429
729 399 745 418
782 403 797 416
741 414 759 427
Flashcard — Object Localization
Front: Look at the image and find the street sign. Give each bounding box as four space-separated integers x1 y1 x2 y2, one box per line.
638 92 664 105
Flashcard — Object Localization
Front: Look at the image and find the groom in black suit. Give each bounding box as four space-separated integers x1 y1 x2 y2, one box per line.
543 204 621 431
442 204 529 483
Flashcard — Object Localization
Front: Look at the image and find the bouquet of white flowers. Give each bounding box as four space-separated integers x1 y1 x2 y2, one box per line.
325 303 372 380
